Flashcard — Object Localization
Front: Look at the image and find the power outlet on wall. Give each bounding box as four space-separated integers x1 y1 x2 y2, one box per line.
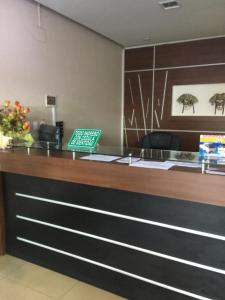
45 95 56 107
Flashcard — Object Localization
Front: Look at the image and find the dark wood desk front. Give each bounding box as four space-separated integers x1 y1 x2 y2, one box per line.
1 148 225 299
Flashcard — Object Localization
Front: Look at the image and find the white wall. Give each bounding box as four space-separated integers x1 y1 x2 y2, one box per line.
0 0 123 145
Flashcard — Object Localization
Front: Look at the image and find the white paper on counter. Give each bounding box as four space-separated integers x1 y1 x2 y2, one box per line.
130 160 174 170
165 161 201 168
116 157 141 164
81 154 121 162
206 170 225 176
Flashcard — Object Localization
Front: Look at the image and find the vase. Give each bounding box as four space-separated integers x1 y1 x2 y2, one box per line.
0 134 13 149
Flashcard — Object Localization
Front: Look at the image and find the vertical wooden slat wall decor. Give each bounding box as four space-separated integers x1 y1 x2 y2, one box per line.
0 173 5 255
124 37 225 151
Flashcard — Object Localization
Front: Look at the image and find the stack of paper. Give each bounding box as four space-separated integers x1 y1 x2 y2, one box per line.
165 161 201 168
81 154 121 162
206 169 225 176
131 160 174 170
116 157 141 164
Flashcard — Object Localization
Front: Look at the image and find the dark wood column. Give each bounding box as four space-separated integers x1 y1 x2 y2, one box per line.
0 173 5 255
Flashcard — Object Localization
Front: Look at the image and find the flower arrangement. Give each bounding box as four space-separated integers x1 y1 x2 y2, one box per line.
0 100 33 143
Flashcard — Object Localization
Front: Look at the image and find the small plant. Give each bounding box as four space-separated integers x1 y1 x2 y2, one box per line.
177 94 198 114
0 100 33 142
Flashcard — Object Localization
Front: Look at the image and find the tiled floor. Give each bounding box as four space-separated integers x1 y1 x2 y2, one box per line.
0 255 125 300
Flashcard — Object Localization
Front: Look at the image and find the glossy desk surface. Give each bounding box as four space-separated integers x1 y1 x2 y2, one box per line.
0 144 224 207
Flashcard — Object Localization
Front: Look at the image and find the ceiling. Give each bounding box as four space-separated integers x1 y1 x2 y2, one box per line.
35 0 225 47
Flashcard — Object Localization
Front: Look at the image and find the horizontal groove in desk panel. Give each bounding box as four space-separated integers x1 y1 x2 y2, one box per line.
16 237 212 300
5 173 225 236
6 171 225 236
13 199 225 270
14 220 225 299
16 215 225 276
6 240 190 300
15 192 225 241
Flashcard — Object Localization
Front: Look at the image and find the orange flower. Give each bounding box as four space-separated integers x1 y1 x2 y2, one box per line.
22 122 29 130
13 100 20 109
23 107 30 114
4 100 10 108
15 104 21 111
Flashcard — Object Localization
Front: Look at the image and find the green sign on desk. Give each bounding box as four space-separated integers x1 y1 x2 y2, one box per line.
68 128 102 150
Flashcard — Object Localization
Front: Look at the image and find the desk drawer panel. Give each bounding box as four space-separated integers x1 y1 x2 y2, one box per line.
4 173 225 236
5 173 225 300
10 195 225 271
9 241 187 300
9 218 225 300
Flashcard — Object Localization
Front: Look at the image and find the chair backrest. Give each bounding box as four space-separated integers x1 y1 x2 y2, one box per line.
39 124 59 143
142 132 180 150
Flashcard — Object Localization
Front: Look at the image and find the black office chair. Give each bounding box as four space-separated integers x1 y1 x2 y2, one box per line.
141 132 180 150
38 124 61 148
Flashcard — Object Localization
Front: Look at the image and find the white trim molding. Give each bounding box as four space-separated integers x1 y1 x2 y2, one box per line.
125 34 225 50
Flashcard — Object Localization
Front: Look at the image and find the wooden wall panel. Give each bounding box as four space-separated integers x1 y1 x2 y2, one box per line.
124 130 225 152
167 132 203 152
154 65 225 131
125 47 154 71
155 38 225 68
124 129 142 148
124 37 225 151
124 72 153 147
0 173 5 255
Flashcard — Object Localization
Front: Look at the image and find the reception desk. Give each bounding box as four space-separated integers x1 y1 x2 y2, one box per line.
1 145 225 299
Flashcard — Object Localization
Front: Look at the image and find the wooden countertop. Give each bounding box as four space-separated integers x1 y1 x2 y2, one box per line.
0 148 225 207
1 147 225 255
